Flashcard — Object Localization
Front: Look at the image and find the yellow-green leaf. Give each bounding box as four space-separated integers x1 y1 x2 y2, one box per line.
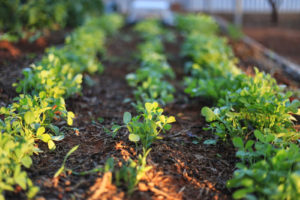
167 116 176 123
36 127 45 136
48 140 56 150
24 111 35 124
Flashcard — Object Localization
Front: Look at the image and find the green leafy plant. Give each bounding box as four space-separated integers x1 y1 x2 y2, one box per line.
123 102 175 149
0 133 39 200
115 149 152 194
227 144 300 200
201 70 300 142
0 93 74 150
134 19 163 40
176 14 219 35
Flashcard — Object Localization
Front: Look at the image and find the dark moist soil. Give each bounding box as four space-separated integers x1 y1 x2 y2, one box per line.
3 28 236 200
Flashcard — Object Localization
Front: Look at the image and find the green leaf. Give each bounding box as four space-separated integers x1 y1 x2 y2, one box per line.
97 117 104 123
245 140 254 150
112 125 121 132
27 186 39 198
232 137 244 149
49 124 59 135
203 139 217 145
39 91 46 98
288 100 300 113
36 127 45 136
51 135 64 141
21 156 32 168
40 134 51 143
145 102 153 112
54 166 65 178
24 111 35 124
167 116 176 123
65 145 79 159
54 145 79 178
129 134 140 142
67 112 75 126
15 172 27 190
233 188 250 199
254 130 264 142
123 112 132 124
164 124 172 130
201 107 216 122
48 140 56 150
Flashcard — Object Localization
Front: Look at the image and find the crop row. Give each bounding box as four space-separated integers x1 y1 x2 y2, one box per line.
53 19 177 196
126 19 175 109
177 14 300 199
113 19 176 193
0 14 123 199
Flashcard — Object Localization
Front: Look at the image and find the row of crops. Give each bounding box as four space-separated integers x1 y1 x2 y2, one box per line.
0 14 123 199
177 14 300 199
60 19 178 196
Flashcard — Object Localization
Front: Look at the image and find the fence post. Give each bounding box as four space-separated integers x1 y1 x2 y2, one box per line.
234 0 243 26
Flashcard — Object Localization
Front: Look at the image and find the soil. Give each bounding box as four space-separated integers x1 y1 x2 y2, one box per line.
228 36 300 89
2 28 237 200
218 13 300 65
243 27 300 65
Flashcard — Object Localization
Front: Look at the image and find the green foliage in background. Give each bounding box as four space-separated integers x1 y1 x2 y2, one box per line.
0 0 103 40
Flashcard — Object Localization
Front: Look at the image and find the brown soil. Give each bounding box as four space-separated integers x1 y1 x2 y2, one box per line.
3 28 236 199
243 27 300 65
0 30 67 61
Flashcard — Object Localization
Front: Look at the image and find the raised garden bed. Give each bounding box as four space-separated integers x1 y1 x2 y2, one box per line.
1 13 299 200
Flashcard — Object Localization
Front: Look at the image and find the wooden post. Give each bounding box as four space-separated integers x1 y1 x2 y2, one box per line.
234 0 243 26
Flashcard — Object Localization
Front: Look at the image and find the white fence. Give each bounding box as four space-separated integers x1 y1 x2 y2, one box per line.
104 0 300 14
183 0 300 13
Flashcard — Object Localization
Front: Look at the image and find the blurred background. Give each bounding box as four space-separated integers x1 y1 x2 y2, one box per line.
103 0 300 64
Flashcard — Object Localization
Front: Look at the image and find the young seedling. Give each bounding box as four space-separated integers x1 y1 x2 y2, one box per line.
123 102 176 150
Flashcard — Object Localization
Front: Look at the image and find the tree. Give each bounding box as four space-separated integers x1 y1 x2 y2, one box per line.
267 0 283 24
